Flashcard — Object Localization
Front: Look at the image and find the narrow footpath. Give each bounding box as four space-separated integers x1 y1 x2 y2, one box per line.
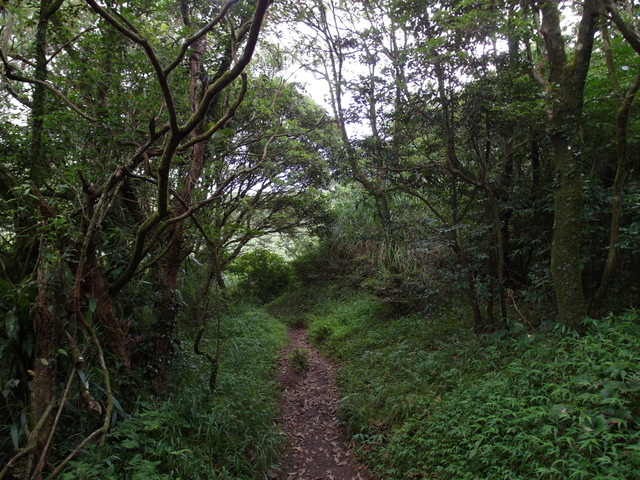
276 328 370 480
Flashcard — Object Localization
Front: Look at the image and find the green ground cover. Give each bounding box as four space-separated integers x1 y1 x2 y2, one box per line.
279 287 640 479
60 307 286 480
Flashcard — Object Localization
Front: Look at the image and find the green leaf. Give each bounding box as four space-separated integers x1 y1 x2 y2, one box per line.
121 437 140 449
5 310 18 341
548 404 569 418
580 414 607 435
17 295 30 322
88 298 98 313
10 423 19 449
0 278 11 293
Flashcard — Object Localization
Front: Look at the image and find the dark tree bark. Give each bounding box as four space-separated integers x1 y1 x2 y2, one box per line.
14 0 64 276
536 0 599 327
83 247 132 368
152 25 207 381
591 0 640 314
27 269 59 479
20 2 64 476
30 0 64 185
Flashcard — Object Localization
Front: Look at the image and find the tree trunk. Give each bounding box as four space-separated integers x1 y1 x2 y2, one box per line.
84 248 132 368
27 269 59 479
15 0 64 275
152 5 208 377
452 241 485 331
485 186 508 324
591 71 640 314
20 3 64 475
153 234 191 383
538 0 598 327
29 0 63 185
450 178 485 331
549 126 588 326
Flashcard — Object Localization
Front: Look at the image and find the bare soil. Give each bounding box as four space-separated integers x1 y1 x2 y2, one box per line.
276 328 370 480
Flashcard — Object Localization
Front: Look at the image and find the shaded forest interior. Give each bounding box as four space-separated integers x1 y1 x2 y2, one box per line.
1 0 640 478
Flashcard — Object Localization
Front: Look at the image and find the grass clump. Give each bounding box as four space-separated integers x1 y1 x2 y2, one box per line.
304 291 640 480
290 347 309 374
266 282 345 327
60 307 287 480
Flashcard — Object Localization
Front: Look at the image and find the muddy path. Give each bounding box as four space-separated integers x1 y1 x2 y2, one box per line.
276 328 370 480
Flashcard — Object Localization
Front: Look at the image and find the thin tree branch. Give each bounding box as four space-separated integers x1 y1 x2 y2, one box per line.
603 0 640 54
178 73 248 151
1 56 97 121
164 0 243 77
84 0 179 132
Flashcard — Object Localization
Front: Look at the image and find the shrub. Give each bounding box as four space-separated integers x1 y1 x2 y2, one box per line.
227 249 294 304
308 318 337 344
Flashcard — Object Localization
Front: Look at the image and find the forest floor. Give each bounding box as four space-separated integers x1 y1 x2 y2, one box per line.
276 328 370 480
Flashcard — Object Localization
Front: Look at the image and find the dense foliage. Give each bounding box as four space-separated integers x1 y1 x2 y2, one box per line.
2 0 640 477
276 286 640 479
227 249 294 304
275 0 640 330
60 307 286 480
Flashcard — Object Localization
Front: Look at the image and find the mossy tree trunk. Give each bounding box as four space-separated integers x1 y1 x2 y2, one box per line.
24 2 64 477
536 0 599 327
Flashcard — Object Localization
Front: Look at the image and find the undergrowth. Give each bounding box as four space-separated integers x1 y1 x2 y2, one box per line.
290 347 309 374
298 287 640 480
60 307 286 480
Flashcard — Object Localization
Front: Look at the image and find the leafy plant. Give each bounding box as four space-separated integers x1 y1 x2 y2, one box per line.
59 307 287 480
227 249 294 304
290 347 309 374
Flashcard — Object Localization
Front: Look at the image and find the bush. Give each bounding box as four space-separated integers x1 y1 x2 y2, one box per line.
227 249 294 304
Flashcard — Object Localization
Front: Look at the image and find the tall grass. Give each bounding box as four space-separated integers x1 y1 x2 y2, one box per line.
60 307 287 480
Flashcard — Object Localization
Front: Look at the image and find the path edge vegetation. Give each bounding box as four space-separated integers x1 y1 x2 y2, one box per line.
56 305 288 480
270 282 640 480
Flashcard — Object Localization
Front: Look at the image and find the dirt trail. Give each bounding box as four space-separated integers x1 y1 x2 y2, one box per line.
276 328 370 480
